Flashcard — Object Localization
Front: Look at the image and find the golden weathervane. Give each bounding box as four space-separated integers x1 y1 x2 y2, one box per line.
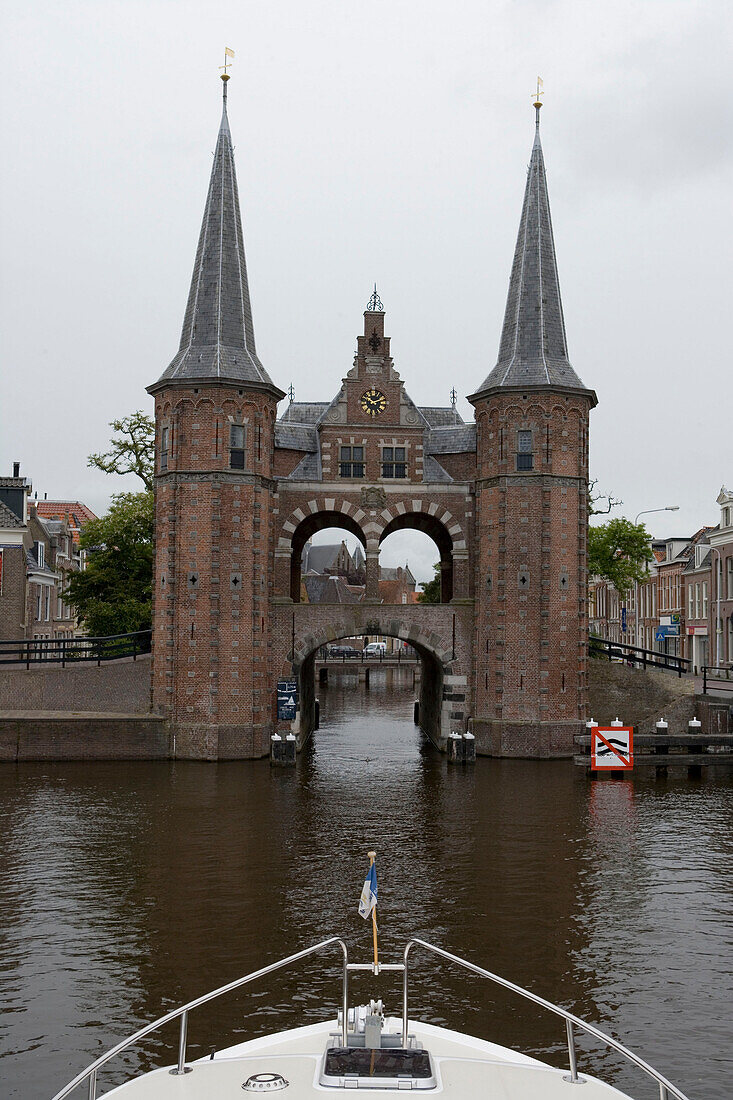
219 46 235 81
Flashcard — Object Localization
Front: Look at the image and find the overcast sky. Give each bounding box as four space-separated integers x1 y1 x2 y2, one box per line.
1 0 731 586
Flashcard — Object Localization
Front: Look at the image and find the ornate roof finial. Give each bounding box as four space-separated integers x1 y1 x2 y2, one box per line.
220 46 235 81
533 75 544 127
220 46 234 107
366 284 384 312
288 383 295 403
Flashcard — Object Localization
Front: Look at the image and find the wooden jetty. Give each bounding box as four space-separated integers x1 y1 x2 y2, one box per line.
574 732 733 776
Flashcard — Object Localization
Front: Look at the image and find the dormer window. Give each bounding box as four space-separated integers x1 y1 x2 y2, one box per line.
160 426 169 471
36 542 45 568
516 431 533 470
230 424 246 469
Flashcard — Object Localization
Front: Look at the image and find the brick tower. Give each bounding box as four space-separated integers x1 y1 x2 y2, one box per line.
148 75 284 759
468 102 597 756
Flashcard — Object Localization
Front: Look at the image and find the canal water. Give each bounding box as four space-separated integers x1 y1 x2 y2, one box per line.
0 669 731 1099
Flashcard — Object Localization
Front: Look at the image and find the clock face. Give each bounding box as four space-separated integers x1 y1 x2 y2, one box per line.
361 388 387 417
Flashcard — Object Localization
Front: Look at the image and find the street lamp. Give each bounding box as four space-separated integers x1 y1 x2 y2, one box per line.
633 506 680 652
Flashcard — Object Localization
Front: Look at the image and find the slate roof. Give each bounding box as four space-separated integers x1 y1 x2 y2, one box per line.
303 574 362 604
422 456 453 483
151 82 283 397
420 407 464 427
301 544 342 574
274 423 319 451
380 564 416 585
280 402 329 425
425 425 476 454
288 450 322 480
0 500 24 529
472 110 592 398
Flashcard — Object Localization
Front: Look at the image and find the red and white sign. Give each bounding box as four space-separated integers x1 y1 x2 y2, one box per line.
591 727 634 770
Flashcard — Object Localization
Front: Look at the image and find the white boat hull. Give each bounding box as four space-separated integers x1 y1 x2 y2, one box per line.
102 1017 635 1098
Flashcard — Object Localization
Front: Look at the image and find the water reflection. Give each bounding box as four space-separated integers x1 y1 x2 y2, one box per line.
0 669 730 1098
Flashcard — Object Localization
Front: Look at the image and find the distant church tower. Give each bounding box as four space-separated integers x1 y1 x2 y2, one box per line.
148 74 284 759
468 100 597 756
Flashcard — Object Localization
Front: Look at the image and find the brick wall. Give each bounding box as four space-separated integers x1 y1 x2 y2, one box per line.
0 713 168 761
0 545 27 638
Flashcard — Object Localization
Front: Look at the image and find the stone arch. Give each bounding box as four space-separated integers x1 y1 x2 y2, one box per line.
278 499 369 602
376 502 467 603
280 610 466 751
289 614 459 672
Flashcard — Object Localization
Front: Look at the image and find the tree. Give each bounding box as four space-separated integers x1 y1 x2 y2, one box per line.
587 517 653 594
417 563 442 604
88 411 155 491
65 491 154 636
589 479 621 516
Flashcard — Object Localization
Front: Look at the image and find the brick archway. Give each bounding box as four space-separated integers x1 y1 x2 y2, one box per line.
276 497 370 552
376 500 467 551
289 614 459 673
274 605 469 751
275 494 469 603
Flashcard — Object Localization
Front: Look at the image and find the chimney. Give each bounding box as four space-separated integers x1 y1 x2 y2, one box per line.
12 462 20 478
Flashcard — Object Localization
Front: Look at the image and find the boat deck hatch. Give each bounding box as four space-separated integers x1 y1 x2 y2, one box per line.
320 1048 436 1089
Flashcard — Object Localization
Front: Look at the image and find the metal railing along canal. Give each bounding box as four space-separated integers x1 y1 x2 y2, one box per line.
0 629 151 668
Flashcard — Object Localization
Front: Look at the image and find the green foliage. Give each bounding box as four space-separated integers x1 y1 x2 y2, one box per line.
418 563 442 604
588 517 653 594
65 492 153 636
88 411 155 491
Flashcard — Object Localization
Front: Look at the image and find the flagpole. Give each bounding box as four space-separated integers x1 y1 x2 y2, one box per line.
368 850 378 971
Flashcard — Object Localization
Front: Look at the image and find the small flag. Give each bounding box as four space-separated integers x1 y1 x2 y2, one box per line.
225 47 235 58
358 860 377 919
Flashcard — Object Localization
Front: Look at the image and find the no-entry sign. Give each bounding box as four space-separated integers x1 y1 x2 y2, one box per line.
591 727 634 770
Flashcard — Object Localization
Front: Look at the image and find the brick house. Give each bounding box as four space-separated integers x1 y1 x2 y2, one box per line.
0 465 88 644
705 487 733 667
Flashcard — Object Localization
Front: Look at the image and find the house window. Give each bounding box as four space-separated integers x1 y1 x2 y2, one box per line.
36 542 45 568
702 582 708 618
36 588 42 621
727 557 733 600
44 588 50 622
160 426 169 471
229 424 246 469
57 594 63 619
688 585 694 620
516 431 533 470
339 446 364 478
382 446 406 478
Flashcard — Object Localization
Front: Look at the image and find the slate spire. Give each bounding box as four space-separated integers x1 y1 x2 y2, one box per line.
471 104 590 398
150 76 283 396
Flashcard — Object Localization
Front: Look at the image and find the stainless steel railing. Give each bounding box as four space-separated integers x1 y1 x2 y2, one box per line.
50 937 348 1100
401 938 692 1100
52 935 692 1100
